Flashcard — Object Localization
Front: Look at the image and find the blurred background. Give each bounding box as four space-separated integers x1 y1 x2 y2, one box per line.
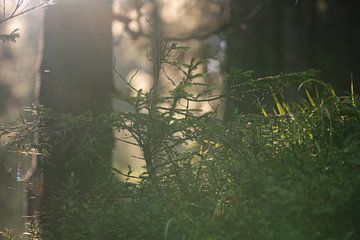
1 0 359 232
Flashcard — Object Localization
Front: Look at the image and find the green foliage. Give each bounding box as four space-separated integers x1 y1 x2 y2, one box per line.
107 81 360 239
38 174 131 240
0 228 16 240
1 47 359 239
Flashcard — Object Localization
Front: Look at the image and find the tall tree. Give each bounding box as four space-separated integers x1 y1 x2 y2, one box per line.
224 0 360 118
308 0 360 91
38 0 113 227
224 0 284 117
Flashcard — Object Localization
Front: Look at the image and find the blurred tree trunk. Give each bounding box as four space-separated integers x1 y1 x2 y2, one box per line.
311 0 360 91
38 0 113 227
224 0 360 116
282 0 360 91
224 0 284 117
0 161 14 227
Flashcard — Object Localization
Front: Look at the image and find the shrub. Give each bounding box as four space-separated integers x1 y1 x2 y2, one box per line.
1 48 359 239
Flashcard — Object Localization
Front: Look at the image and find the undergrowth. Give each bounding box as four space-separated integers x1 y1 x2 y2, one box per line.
1 44 360 240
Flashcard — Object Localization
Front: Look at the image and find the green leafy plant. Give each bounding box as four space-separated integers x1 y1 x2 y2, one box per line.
0 228 16 240
0 0 52 43
1 42 359 239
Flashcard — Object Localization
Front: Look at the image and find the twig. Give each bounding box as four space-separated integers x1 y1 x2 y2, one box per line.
114 136 139 146
112 167 143 179
0 0 51 25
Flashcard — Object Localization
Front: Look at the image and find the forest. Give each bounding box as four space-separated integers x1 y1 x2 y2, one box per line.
0 0 359 239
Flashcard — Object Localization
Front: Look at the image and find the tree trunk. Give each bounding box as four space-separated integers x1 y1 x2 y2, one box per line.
38 0 113 228
224 0 284 117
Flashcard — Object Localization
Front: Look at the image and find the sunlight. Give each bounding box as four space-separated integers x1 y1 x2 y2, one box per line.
127 69 153 96
160 0 199 32
1 0 359 238
160 0 184 24
112 20 125 36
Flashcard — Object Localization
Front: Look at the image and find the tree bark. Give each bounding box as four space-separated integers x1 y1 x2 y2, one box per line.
38 0 113 228
224 0 284 117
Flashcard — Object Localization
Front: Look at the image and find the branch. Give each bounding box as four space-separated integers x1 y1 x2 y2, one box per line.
0 28 19 42
112 167 143 180
0 0 51 25
113 1 273 41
